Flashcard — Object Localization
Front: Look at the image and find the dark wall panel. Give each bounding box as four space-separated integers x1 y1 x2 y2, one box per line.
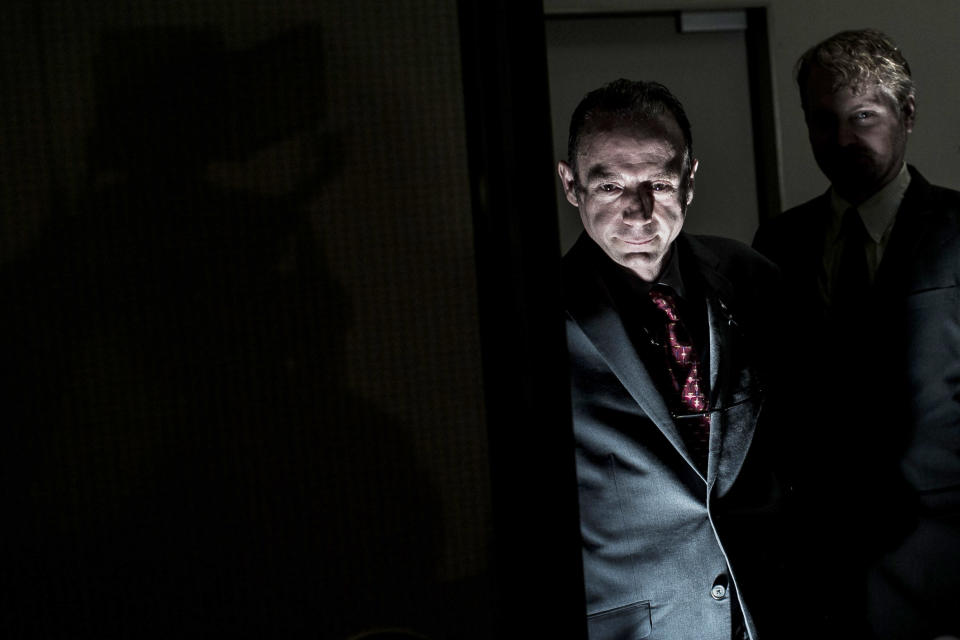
1 1 492 637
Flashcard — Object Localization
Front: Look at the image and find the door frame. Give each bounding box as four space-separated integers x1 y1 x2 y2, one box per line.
458 1 588 637
544 6 782 222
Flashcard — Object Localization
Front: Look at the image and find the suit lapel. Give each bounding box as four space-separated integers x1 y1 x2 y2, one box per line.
564 236 700 474
877 167 958 293
681 236 760 492
565 234 764 484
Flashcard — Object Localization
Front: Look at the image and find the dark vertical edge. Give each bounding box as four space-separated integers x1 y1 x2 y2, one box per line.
31 2 66 222
745 7 783 221
456 0 587 637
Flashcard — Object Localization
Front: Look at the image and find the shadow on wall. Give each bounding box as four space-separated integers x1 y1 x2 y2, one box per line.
0 24 447 639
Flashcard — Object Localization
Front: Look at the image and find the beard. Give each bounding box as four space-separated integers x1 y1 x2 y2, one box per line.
816 145 888 197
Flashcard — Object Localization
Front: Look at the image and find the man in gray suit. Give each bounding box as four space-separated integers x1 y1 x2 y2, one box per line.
753 29 960 639
559 79 788 640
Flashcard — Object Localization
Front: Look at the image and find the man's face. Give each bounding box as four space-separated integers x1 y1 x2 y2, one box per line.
803 65 915 203
558 115 696 282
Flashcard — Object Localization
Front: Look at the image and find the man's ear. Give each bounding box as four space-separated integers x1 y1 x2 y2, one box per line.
558 161 580 207
902 94 916 133
685 158 699 207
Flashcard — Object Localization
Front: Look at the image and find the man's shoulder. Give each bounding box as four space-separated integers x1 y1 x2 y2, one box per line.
929 183 960 206
561 233 610 313
780 193 830 217
686 233 762 256
680 234 781 315
681 234 781 336
757 193 828 238
561 232 599 281
751 192 829 262
683 233 778 280
906 171 960 213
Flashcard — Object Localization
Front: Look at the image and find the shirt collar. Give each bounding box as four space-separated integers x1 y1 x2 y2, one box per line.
829 163 911 243
657 244 686 299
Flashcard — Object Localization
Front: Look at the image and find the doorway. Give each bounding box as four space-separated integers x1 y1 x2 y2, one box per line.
545 9 779 252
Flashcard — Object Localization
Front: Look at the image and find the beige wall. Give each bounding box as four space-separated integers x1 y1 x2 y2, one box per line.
544 0 960 211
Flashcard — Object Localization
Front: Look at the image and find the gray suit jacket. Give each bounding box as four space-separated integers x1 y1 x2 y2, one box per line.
564 233 787 640
753 166 960 639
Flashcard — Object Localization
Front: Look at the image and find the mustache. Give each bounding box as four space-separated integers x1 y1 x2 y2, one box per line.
835 145 874 162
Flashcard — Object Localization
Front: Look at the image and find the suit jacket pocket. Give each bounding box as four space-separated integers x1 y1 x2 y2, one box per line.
587 600 652 640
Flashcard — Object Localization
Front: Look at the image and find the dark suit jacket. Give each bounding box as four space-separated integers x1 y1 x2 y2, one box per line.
564 232 789 640
753 166 960 639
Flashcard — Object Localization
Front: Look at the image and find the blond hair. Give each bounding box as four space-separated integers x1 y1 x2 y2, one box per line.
796 29 915 116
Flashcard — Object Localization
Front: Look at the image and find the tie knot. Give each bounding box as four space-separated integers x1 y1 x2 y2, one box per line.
649 287 679 322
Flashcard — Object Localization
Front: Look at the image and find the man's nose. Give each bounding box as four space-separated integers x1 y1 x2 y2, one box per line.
836 122 859 147
621 186 654 223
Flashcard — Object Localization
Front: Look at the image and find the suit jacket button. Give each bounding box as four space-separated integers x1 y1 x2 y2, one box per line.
711 584 727 600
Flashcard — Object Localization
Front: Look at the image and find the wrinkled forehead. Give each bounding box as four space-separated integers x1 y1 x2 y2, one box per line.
576 113 685 160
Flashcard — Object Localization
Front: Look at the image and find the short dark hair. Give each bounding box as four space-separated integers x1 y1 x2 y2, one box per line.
566 79 694 186
796 29 914 116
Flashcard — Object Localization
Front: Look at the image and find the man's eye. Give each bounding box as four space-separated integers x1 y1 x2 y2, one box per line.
651 183 673 192
599 184 619 193
853 111 874 121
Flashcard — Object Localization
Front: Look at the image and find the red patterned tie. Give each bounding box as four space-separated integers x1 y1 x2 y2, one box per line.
648 287 710 471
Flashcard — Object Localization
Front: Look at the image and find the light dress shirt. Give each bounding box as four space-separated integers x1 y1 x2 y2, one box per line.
821 163 911 303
